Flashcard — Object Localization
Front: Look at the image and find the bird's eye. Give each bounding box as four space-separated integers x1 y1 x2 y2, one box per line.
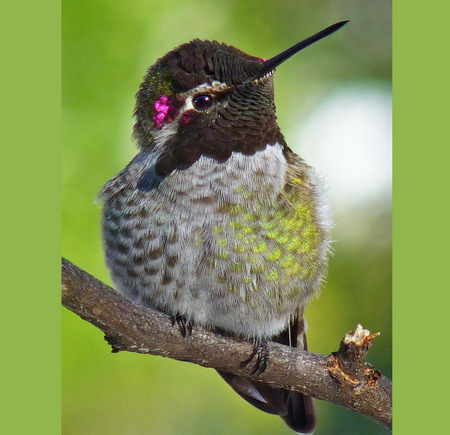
192 94 213 111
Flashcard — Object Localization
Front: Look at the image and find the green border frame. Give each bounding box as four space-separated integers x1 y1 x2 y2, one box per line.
393 1 446 434
3 2 61 434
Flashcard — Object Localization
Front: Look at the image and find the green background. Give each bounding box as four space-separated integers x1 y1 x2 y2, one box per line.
62 1 391 434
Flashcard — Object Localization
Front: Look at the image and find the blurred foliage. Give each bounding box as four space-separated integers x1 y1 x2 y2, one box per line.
62 0 391 434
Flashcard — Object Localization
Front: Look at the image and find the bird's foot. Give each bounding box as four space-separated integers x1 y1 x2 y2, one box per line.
171 313 192 338
240 340 269 376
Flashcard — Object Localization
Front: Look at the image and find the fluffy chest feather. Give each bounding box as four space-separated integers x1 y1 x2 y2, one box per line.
101 144 330 338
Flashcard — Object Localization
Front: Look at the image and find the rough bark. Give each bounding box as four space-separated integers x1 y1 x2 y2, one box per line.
62 257 392 429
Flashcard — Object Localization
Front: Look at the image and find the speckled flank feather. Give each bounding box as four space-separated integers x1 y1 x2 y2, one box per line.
100 143 330 339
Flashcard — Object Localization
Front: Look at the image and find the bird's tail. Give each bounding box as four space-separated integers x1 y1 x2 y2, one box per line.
217 315 316 434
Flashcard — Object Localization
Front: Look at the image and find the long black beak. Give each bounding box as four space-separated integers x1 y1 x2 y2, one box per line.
245 20 349 82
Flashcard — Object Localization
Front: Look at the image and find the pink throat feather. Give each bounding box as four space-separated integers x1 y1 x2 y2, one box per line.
153 95 178 128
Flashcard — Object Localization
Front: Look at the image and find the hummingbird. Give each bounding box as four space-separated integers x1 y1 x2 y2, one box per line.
100 21 348 434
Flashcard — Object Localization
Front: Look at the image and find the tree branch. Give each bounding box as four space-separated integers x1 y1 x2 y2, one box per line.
62 257 392 429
